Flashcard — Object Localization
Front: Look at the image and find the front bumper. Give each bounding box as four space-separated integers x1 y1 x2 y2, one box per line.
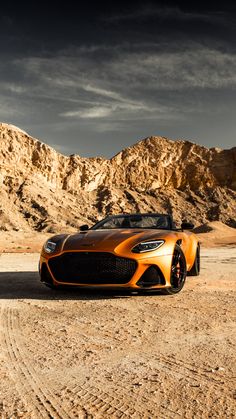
39 250 173 289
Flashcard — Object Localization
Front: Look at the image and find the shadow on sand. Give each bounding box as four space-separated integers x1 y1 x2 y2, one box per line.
0 271 163 300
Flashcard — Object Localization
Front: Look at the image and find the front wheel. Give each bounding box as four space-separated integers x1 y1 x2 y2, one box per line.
188 244 200 276
164 244 187 294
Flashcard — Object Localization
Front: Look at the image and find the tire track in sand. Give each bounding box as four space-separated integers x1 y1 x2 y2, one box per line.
60 371 181 419
1 303 74 419
1 304 157 419
61 382 158 419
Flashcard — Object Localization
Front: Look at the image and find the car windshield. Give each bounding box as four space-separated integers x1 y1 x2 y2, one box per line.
91 214 170 230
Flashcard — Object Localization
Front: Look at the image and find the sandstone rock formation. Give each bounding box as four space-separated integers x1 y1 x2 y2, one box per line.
0 122 235 232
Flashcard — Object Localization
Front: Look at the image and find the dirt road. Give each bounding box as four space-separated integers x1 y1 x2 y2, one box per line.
0 248 235 418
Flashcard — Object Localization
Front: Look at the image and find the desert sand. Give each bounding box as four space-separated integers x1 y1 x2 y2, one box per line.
0 227 235 418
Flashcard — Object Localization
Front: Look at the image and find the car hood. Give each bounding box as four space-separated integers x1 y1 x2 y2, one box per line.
62 228 173 252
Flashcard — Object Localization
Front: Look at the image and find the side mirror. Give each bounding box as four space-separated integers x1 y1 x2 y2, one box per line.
80 224 89 231
181 222 194 230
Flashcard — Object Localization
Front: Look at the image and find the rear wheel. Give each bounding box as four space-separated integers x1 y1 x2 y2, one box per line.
164 244 187 294
188 244 200 276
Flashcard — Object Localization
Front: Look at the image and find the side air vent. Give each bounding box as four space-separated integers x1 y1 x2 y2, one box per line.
40 263 54 286
136 266 165 288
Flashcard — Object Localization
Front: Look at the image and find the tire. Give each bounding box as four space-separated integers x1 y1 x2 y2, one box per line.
43 282 58 290
188 244 200 276
163 244 187 294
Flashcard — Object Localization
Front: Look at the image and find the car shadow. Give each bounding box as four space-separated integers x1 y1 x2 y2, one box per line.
0 271 164 300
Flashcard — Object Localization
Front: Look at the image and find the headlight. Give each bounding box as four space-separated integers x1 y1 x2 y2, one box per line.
132 240 165 253
44 240 57 253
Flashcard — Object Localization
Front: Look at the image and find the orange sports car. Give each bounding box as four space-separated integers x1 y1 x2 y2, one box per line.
39 213 200 294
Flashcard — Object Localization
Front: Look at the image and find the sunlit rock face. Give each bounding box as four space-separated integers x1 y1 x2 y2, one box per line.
0 123 235 232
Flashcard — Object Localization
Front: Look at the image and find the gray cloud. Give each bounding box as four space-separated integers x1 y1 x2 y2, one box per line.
17 45 236 86
0 39 235 155
103 5 215 23
11 45 236 103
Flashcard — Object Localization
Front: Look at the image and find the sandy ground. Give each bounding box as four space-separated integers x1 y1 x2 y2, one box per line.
0 245 235 419
0 232 51 253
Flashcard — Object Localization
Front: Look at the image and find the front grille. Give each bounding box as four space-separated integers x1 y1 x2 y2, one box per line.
48 252 137 284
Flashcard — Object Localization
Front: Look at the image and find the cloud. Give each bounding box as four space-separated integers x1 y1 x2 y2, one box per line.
104 49 236 90
13 45 236 95
62 106 113 118
103 5 228 25
83 85 125 101
0 101 22 118
3 83 26 93
61 100 180 123
1 43 236 129
61 101 148 120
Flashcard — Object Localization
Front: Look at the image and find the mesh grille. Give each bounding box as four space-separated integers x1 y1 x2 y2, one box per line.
48 252 137 284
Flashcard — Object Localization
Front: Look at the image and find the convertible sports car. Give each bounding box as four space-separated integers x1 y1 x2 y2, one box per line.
39 213 200 294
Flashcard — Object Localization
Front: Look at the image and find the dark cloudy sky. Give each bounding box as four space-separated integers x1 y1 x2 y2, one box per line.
0 1 236 157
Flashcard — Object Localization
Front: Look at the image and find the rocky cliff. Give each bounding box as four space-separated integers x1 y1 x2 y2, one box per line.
0 122 235 232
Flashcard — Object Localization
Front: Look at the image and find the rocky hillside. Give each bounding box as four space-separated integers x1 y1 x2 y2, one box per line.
0 122 235 232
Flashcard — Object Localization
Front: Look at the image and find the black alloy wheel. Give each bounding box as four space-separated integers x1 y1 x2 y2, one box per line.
164 244 187 294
